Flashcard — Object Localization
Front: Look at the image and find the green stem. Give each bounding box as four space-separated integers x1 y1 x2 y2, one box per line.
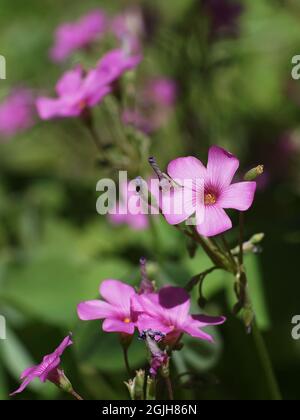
239 212 245 267
164 376 174 400
71 389 84 401
252 322 282 400
123 346 132 378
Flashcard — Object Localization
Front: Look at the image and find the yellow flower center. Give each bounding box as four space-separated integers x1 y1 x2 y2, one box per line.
123 318 131 324
205 193 217 206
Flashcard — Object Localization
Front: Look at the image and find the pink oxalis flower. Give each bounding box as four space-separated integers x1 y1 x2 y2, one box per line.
160 145 257 237
77 280 138 335
0 89 35 139
36 49 141 120
133 286 225 344
50 10 108 62
10 335 73 396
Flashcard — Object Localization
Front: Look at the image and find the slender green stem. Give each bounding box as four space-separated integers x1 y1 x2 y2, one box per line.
221 235 237 270
164 376 174 400
239 212 245 267
123 346 132 378
252 322 282 400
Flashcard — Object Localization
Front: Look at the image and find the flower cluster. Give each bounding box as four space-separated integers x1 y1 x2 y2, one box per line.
77 279 225 345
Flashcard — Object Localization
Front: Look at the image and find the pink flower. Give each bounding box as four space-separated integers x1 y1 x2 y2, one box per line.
50 10 108 62
10 335 73 396
160 146 257 237
36 66 111 120
145 78 177 107
108 181 149 231
133 286 225 344
96 48 142 86
0 89 35 139
77 280 138 335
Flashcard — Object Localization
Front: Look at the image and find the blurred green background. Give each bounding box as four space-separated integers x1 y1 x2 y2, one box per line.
1 0 300 400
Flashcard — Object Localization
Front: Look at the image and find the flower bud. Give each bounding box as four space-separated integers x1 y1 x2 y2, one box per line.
244 165 264 181
125 370 145 400
146 376 156 400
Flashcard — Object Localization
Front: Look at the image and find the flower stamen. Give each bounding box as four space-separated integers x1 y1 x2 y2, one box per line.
205 193 217 206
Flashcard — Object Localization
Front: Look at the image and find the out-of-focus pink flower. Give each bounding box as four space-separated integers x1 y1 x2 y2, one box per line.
111 8 144 54
36 66 111 120
122 109 154 135
160 146 257 237
77 280 138 335
10 335 73 396
0 89 35 139
108 181 149 231
133 286 225 345
123 77 177 134
50 10 108 62
144 78 177 108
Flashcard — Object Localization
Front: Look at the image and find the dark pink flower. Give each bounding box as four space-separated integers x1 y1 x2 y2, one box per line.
36 66 111 120
77 280 138 335
50 10 108 62
10 335 73 396
0 89 35 139
160 146 257 237
203 0 243 36
133 286 225 344
108 181 149 231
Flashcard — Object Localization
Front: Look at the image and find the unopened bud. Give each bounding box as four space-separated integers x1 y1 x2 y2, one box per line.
125 370 145 400
146 376 156 400
244 165 264 181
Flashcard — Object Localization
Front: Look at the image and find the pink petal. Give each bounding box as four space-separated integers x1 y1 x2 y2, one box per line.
218 181 257 211
167 157 207 186
77 300 119 320
55 67 83 96
196 205 232 237
36 97 79 119
102 318 135 334
136 314 173 335
183 324 214 342
206 146 239 189
54 335 73 356
100 280 136 313
161 186 196 225
191 314 226 327
158 287 191 327
10 377 33 396
20 365 36 380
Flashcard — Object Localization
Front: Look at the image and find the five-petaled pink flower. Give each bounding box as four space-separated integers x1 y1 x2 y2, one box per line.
36 49 141 120
160 145 257 237
50 10 108 62
0 89 35 139
133 286 225 344
10 335 73 396
36 65 111 120
77 280 138 335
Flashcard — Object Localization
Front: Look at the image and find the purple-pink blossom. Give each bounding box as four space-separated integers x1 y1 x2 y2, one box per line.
36 65 111 120
0 89 35 139
160 145 257 237
36 48 141 121
10 335 73 396
77 280 138 335
133 286 225 344
50 10 108 62
108 181 149 231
